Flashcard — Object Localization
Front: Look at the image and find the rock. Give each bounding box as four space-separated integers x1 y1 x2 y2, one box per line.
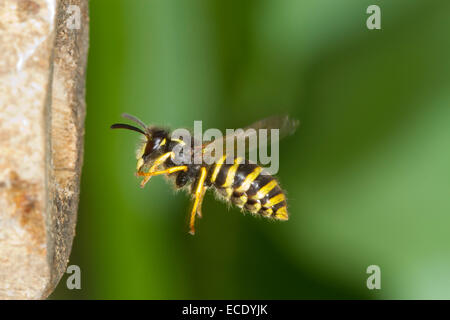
0 0 89 299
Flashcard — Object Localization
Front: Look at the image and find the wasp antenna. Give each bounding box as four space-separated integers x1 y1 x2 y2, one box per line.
110 123 146 135
121 113 148 130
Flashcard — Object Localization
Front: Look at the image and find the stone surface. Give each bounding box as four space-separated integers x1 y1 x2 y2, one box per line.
0 0 88 299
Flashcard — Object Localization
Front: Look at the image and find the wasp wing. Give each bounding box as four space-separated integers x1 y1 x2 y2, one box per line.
200 115 299 163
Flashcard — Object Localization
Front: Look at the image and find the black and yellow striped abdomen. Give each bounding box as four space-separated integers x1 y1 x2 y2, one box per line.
206 157 288 220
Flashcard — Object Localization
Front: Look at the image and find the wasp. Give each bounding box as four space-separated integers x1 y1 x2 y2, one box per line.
111 114 298 234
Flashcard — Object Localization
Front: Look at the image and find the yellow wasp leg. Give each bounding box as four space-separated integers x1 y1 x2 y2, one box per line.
189 167 207 235
137 166 188 188
137 166 188 177
139 152 174 187
196 187 207 219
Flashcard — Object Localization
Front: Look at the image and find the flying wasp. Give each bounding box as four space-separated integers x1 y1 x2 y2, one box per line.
111 114 299 235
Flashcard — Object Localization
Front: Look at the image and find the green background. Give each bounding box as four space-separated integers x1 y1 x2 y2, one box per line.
52 0 450 299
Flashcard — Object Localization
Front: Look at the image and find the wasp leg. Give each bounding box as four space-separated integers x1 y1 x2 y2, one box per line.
189 167 207 235
138 152 174 187
137 166 188 177
137 166 188 188
196 188 206 218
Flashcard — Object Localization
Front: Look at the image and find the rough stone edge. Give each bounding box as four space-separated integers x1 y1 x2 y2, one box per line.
42 0 89 299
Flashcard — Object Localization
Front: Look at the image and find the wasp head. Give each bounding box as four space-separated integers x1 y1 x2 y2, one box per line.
111 114 169 172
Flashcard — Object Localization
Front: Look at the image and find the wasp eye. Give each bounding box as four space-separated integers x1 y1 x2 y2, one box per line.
144 140 155 157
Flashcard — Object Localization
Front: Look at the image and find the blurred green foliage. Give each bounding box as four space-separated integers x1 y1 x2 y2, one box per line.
52 0 450 299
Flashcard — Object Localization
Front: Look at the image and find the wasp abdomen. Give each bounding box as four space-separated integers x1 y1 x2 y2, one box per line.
208 159 288 221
